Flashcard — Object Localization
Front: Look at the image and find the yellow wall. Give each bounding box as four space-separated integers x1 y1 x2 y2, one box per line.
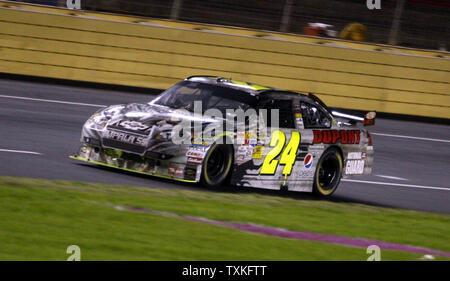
0 2 449 118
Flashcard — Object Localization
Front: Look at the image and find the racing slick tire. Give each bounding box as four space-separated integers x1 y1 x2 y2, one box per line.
313 148 343 197
200 144 233 188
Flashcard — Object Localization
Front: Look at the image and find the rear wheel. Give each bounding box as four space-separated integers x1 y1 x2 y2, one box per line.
313 148 343 197
200 144 233 188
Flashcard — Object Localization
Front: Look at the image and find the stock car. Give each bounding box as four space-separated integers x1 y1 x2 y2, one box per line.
71 76 375 197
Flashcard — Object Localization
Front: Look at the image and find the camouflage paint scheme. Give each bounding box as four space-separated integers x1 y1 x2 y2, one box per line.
72 76 373 193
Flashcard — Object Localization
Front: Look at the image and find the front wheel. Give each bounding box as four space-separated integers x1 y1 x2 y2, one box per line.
200 144 233 188
313 148 343 197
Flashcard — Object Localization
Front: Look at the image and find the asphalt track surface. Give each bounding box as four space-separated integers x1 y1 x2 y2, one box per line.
0 78 449 213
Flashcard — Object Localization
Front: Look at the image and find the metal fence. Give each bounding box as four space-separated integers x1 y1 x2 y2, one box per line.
10 0 450 50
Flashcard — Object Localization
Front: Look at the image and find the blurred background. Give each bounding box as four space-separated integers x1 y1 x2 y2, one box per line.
13 0 450 50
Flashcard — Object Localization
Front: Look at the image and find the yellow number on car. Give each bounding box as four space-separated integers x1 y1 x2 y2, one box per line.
260 130 301 176
260 130 286 174
280 131 300 176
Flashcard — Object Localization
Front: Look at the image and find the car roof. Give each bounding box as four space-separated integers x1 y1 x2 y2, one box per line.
184 76 332 115
186 75 307 98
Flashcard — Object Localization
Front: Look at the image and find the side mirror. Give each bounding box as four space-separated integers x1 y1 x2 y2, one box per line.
363 111 376 126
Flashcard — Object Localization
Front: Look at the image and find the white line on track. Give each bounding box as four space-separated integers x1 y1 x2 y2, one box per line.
375 174 408 181
0 94 106 108
371 132 450 143
0 149 42 155
342 179 449 191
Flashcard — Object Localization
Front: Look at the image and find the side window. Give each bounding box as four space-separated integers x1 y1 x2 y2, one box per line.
300 102 331 129
260 99 295 128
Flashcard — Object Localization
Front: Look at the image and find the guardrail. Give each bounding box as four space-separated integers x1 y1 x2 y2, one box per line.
0 2 448 118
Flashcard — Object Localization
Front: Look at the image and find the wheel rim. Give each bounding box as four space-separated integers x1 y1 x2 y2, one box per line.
206 146 226 179
317 154 340 193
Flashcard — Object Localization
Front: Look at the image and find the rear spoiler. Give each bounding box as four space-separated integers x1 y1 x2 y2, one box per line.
331 110 376 126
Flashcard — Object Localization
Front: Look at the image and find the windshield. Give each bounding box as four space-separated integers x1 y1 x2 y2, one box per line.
149 81 257 113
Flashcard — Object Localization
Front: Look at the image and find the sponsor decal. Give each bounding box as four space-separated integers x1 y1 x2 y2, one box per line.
299 169 315 178
236 146 254 164
186 150 206 158
184 165 197 180
238 131 258 146
304 153 313 168
295 111 304 129
190 144 209 150
168 166 184 177
187 157 203 165
309 144 325 151
235 155 245 164
313 130 361 144
186 147 207 165
345 160 365 175
252 146 264 159
347 152 362 160
103 130 146 145
237 146 253 155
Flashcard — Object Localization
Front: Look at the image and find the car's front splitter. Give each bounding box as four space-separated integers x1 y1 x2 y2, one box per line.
70 145 199 183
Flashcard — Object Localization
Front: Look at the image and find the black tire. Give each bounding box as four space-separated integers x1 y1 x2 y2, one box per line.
313 148 343 197
200 144 233 188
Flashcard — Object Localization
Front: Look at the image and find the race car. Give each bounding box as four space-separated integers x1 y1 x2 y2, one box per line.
71 76 375 197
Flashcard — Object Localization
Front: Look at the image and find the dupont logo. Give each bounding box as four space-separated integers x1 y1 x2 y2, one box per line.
304 154 313 168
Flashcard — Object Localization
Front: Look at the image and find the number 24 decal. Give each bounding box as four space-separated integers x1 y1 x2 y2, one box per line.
260 130 301 176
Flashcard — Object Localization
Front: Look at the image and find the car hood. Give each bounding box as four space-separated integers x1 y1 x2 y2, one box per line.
110 102 220 121
103 103 220 136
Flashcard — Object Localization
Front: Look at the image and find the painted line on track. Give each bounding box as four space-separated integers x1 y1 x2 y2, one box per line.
375 174 408 181
342 179 449 191
371 132 450 143
0 94 106 108
116 205 450 258
0 149 42 155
